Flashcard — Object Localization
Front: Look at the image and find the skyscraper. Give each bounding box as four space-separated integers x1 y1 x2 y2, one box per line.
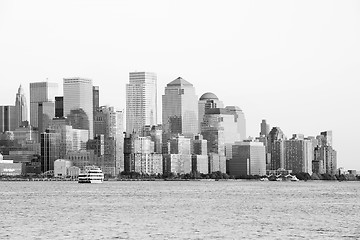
15 85 28 127
284 134 313 174
30 82 58 128
126 72 157 135
260 119 270 136
0 106 17 132
229 141 266 176
268 127 286 170
162 77 198 140
40 129 61 172
93 86 100 112
198 92 224 131
63 78 93 139
225 106 246 141
55 96 64 118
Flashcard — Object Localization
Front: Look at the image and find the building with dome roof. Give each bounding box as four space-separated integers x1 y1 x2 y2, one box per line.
198 92 224 131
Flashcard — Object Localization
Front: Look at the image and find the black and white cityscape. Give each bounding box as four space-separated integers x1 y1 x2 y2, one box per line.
0 73 356 180
1 1 359 239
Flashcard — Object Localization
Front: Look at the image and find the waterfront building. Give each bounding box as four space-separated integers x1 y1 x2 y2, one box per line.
313 131 337 175
15 85 28 127
123 134 162 174
198 92 224 131
24 155 41 176
40 130 61 173
2 150 36 163
126 72 157 135
191 134 209 174
55 96 64 118
192 134 207 155
0 154 23 176
208 153 226 173
0 106 17 132
267 127 286 170
30 82 58 128
63 78 93 139
284 134 313 174
162 135 192 175
163 154 192 175
162 77 198 140
54 159 73 177
229 141 266 176
68 166 81 178
94 106 124 175
66 150 95 170
191 155 209 174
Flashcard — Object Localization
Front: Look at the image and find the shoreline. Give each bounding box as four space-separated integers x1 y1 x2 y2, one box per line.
0 178 359 182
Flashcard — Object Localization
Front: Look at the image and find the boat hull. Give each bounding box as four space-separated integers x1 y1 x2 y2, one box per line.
78 179 103 183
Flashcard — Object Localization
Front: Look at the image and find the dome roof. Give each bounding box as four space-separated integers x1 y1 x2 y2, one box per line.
199 92 218 100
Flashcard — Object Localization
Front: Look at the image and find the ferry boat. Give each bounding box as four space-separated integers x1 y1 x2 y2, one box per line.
78 166 104 183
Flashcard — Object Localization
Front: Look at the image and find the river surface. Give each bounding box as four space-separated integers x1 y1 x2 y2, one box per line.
0 180 359 239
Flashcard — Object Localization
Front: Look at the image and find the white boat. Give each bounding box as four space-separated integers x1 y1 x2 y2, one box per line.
78 166 104 183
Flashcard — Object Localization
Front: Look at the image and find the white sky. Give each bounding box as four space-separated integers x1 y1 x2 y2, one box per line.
0 0 359 170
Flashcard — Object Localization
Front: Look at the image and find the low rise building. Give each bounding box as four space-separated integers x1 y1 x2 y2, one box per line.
54 159 73 177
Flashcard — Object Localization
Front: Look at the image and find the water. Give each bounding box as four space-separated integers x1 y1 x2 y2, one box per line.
0 180 359 239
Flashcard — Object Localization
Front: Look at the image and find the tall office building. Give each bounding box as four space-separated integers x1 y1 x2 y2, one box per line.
260 119 270 136
63 78 93 139
93 106 124 175
15 85 28 127
93 86 100 112
284 134 313 174
313 131 337 175
30 82 58 128
201 108 241 155
40 129 61 172
198 92 224 130
267 127 286 170
162 77 198 140
38 102 55 134
225 106 246 141
0 106 17 132
55 96 64 118
126 72 157 135
229 141 266 176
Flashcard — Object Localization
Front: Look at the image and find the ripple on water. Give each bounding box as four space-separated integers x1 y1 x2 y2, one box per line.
0 181 359 239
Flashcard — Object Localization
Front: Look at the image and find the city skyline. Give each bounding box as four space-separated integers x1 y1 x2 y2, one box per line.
0 0 359 171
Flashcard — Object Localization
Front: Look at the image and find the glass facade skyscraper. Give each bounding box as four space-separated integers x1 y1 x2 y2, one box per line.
162 77 198 140
0 106 17 132
126 72 157 135
30 82 58 128
63 78 93 139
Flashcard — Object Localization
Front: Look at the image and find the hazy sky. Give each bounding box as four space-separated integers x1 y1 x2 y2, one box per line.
0 0 359 170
